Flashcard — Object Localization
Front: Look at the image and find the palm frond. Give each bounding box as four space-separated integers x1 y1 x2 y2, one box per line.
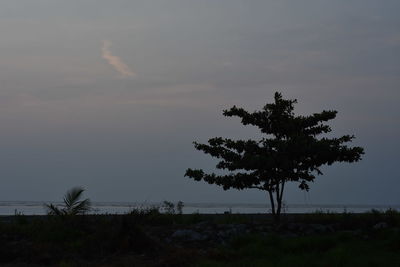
44 203 65 216
63 187 85 210
70 198 91 215
44 186 91 216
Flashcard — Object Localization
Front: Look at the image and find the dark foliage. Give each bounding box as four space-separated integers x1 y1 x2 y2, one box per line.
0 210 399 265
185 92 364 221
44 187 91 216
0 215 158 265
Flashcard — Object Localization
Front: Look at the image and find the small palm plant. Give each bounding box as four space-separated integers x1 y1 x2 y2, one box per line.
45 187 91 216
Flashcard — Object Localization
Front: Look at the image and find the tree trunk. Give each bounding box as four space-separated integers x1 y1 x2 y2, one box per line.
267 181 286 224
268 190 276 216
276 181 285 216
268 190 281 223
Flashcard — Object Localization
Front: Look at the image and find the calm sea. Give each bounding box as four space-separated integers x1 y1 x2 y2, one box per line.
1 201 399 215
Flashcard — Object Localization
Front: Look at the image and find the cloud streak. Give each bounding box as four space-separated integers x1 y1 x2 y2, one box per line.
101 40 135 77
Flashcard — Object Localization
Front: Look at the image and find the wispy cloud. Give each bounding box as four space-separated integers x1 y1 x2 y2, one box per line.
101 40 135 77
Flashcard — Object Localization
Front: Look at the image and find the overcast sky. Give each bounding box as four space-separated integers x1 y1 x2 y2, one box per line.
0 1 399 205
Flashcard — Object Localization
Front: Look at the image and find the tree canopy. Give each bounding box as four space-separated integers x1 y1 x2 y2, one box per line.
185 92 364 220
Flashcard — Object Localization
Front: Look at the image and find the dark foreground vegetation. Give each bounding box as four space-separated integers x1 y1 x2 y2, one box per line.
1 209 400 266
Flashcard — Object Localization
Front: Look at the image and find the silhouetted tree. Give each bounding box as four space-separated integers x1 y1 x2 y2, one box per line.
45 187 91 216
185 92 364 222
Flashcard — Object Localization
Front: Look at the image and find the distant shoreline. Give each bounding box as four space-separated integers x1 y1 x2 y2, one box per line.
0 201 399 216
0 211 398 222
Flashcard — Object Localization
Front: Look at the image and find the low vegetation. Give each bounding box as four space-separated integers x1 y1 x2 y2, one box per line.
196 229 400 267
0 208 399 266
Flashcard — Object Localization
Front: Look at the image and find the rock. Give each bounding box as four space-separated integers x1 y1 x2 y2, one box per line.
216 224 249 240
195 221 210 229
286 223 334 234
373 222 388 229
217 230 229 239
171 229 207 241
286 223 308 233
231 224 247 233
308 224 331 233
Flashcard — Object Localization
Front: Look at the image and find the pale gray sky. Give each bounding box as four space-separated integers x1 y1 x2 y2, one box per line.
0 0 399 205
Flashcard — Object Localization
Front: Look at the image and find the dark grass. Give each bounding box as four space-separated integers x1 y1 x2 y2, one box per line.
195 229 400 267
0 209 399 266
0 215 159 265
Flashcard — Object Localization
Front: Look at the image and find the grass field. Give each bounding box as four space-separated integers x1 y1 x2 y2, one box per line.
0 209 399 266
